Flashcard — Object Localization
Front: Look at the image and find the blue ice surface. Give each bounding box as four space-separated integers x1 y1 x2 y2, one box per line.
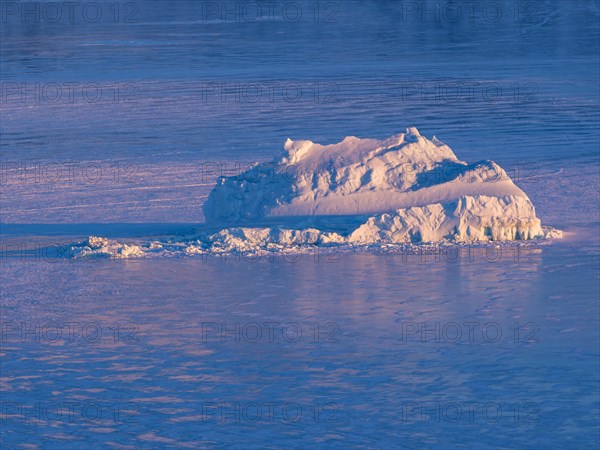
1 1 599 448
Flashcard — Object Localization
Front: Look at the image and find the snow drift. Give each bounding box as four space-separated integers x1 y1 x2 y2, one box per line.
203 128 558 244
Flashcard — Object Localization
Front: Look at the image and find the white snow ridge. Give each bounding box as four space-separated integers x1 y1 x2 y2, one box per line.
203 128 560 244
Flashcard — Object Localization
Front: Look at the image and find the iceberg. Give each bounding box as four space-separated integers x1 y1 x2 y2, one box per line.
67 128 561 260
203 128 559 244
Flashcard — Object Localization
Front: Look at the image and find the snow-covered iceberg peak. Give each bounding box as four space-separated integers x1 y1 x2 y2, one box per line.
283 138 314 164
203 129 559 243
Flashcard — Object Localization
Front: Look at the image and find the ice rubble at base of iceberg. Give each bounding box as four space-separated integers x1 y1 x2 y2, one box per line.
71 236 145 259
71 222 560 259
71 128 562 258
